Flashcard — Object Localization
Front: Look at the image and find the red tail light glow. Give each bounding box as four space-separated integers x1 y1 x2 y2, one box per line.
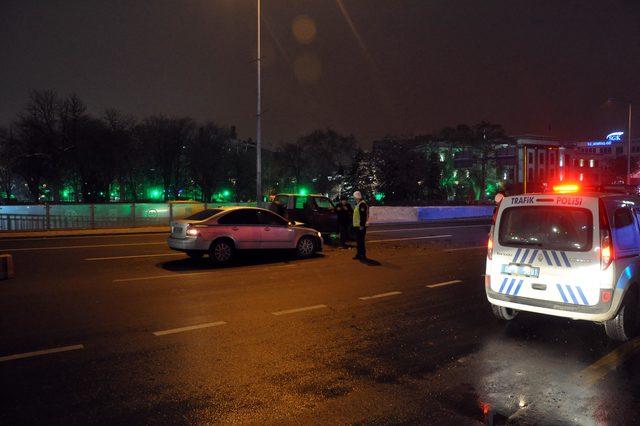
601 289 612 304
600 229 613 270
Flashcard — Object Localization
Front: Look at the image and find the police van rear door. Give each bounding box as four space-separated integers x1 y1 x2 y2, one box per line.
489 194 600 307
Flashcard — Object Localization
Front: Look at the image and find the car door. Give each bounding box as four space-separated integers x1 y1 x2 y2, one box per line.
216 209 262 249
258 210 295 249
309 196 338 233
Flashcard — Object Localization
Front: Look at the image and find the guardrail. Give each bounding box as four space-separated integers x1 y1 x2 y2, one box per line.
0 202 255 231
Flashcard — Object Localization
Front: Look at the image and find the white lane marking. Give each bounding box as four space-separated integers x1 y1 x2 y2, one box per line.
368 235 451 243
86 253 184 261
0 344 84 362
0 233 167 242
427 280 463 288
153 321 227 336
113 263 297 283
0 242 165 252
368 224 489 234
359 291 402 300
272 304 328 316
444 246 486 252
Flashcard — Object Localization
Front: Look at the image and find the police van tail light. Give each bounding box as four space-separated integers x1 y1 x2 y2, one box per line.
487 232 494 260
600 229 613 270
599 200 613 270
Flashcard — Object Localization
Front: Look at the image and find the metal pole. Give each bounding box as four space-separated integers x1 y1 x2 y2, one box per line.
627 103 632 185
256 0 262 204
523 145 527 194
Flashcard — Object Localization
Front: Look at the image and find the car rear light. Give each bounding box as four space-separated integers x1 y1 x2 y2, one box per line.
599 227 613 271
186 225 199 237
487 232 494 260
600 289 612 304
485 275 491 289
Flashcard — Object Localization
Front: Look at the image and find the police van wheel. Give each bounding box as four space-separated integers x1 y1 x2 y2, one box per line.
491 304 518 321
605 287 639 342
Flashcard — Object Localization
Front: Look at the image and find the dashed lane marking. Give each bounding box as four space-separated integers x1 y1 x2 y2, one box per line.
153 321 227 336
0 344 84 362
426 280 463 288
272 304 328 316
0 242 165 252
368 235 451 243
358 291 402 300
113 263 297 283
578 337 640 385
86 253 184 261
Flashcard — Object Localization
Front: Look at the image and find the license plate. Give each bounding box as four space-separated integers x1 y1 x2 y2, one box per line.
501 263 540 278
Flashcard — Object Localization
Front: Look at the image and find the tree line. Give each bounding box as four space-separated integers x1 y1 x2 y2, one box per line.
0 90 511 205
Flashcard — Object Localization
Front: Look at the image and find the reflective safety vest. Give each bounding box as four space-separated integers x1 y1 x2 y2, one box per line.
353 201 368 227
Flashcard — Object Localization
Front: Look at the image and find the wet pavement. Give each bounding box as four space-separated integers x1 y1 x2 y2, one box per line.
1 221 639 424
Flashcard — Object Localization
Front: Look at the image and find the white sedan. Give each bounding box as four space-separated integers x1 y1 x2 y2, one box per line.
168 207 323 264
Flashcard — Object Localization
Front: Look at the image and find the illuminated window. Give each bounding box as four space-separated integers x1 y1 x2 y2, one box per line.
579 173 584 181
589 159 594 168
579 159 584 167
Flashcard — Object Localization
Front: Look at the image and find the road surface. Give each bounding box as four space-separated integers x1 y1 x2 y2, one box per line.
1 220 639 424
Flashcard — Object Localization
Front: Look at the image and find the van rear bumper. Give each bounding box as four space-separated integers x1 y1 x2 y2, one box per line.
486 288 620 322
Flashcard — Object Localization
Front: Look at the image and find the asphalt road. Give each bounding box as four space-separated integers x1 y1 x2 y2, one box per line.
1 220 639 425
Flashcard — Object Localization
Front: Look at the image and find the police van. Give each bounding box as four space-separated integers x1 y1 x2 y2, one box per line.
486 184 640 341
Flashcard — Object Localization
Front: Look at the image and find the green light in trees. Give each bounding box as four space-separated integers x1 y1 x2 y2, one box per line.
374 192 385 201
222 189 231 197
148 187 163 200
299 187 309 196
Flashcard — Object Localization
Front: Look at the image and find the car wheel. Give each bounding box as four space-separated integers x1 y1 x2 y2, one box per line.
605 287 639 342
186 250 204 259
296 236 316 258
209 240 234 265
491 304 518 321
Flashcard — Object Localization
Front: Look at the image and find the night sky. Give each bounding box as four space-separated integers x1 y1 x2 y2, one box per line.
1 0 639 147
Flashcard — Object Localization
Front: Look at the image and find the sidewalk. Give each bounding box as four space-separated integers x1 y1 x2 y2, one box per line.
0 226 170 239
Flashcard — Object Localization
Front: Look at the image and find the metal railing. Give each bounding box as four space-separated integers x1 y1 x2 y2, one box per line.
0 202 254 232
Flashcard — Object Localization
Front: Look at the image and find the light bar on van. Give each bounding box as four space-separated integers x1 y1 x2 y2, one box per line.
552 184 580 194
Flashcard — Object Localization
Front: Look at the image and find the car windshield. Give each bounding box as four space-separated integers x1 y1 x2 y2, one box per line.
184 209 223 221
499 206 593 251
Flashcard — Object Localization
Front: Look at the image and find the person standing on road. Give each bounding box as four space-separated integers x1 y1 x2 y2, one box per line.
335 196 353 248
352 191 369 260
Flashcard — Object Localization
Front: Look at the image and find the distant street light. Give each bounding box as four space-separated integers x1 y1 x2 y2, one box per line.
606 98 633 185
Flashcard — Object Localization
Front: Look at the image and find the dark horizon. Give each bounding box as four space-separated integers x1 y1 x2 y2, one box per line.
2 0 640 147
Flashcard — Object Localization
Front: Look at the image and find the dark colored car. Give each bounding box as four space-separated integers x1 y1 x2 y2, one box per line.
270 194 338 234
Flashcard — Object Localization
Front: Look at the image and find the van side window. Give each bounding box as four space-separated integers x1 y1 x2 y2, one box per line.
613 207 639 255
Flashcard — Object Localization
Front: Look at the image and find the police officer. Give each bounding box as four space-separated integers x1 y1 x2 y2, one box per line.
352 191 369 260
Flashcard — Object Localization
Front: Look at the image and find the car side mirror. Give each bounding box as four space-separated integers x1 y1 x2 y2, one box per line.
289 220 296 226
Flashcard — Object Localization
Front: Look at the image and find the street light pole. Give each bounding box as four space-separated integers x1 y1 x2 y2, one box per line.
256 0 262 203
627 103 633 185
